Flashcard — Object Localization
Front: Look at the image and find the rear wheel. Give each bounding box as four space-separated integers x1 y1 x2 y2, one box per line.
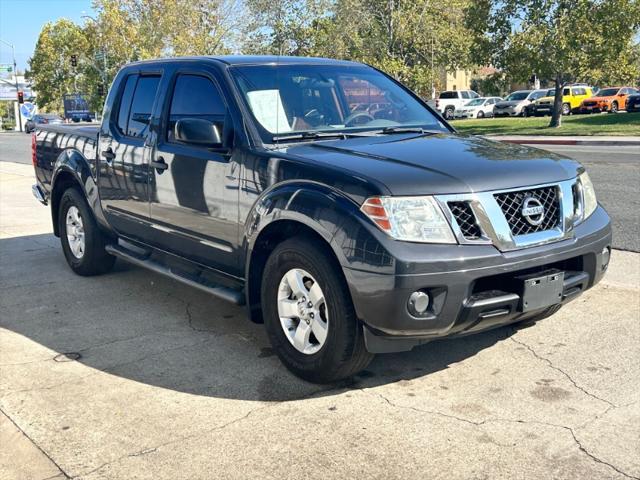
444 106 454 120
261 237 373 383
59 187 115 276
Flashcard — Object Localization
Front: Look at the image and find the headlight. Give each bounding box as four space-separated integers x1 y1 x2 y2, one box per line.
579 172 597 220
361 196 456 243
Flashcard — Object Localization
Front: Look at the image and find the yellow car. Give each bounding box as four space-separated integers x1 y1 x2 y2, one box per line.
532 86 594 116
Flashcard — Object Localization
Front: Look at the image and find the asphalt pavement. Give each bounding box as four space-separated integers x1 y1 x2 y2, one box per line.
1 161 639 480
2 131 638 251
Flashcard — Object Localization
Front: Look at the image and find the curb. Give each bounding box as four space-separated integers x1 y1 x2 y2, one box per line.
488 137 640 146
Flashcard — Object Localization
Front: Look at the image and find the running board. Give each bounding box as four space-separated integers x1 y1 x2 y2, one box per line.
105 244 245 305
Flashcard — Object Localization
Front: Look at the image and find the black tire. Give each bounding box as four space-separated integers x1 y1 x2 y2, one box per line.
59 187 115 276
561 103 571 115
261 236 373 383
477 110 485 119
444 107 454 120
610 101 618 114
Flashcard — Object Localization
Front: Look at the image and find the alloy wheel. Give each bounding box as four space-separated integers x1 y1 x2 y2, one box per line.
65 206 85 259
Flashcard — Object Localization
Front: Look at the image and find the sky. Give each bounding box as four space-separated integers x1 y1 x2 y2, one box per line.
0 0 95 73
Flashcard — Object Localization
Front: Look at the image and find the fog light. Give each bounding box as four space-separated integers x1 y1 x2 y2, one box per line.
601 246 611 271
408 291 431 316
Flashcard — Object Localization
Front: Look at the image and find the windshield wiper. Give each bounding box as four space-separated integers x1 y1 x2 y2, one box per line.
378 126 443 135
273 131 354 142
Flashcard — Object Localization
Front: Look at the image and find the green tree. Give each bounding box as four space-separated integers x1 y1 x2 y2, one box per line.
27 19 90 113
467 0 640 128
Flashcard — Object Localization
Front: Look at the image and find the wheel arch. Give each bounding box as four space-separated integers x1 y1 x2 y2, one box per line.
242 182 388 324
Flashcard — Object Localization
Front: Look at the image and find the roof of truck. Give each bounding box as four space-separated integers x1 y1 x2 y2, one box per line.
127 55 362 67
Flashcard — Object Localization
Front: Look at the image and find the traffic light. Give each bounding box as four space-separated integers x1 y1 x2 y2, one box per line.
71 54 78 67
17 91 24 104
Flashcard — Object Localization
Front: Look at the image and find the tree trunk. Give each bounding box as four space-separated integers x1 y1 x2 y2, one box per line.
549 75 563 128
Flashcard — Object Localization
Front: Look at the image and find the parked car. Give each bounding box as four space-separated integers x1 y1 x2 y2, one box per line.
436 90 480 119
626 93 640 113
579 86 640 113
24 113 63 133
523 89 555 117
453 97 502 119
533 85 594 116
493 89 548 117
30 56 611 383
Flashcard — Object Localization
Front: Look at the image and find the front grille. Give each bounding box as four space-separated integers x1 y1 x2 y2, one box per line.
449 201 482 240
583 101 596 106
494 186 560 236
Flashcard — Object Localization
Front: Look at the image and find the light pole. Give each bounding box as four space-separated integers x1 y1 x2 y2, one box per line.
0 38 23 132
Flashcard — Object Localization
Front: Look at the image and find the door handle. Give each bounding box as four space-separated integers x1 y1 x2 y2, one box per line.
150 157 168 173
101 148 115 161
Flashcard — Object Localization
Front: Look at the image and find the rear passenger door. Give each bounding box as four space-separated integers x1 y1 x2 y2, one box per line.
148 70 239 273
98 72 161 237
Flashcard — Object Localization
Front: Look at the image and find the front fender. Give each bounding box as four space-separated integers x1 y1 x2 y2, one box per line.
243 181 396 276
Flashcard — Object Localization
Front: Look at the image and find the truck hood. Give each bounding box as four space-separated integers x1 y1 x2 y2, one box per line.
279 133 581 196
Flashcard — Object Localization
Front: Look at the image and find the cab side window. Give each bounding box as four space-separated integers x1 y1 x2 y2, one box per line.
127 76 161 138
116 74 138 135
167 74 226 143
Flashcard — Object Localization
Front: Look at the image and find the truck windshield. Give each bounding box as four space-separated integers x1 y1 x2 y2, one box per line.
230 64 447 141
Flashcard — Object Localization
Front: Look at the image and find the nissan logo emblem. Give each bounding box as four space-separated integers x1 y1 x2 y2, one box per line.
521 196 545 226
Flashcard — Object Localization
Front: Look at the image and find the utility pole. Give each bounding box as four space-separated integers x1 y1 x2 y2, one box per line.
0 38 22 132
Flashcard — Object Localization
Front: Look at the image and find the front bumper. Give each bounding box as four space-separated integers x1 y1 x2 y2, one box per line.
494 107 520 116
344 206 611 353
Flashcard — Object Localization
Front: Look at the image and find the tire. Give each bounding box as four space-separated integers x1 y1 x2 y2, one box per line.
561 103 571 115
444 107 454 120
522 108 529 118
59 187 115 276
610 101 618 114
261 236 373 383
477 110 485 119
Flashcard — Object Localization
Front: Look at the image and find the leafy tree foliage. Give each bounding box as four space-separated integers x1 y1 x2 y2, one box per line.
467 0 640 127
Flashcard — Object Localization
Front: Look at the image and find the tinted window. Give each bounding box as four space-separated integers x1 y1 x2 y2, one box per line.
469 91 479 98
117 74 138 134
439 91 458 99
167 74 226 141
461 91 470 99
127 76 160 138
505 91 530 101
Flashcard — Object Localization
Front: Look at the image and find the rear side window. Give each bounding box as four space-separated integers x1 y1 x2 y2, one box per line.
461 91 470 99
127 76 161 138
439 91 457 99
167 74 226 142
116 74 138 134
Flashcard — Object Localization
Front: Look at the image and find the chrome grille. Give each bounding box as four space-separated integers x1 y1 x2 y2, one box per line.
494 186 560 236
448 202 482 240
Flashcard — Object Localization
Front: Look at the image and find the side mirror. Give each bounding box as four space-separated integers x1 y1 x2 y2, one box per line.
174 118 222 147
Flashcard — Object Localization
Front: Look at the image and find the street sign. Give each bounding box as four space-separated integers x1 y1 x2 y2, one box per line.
0 64 13 73
20 102 36 119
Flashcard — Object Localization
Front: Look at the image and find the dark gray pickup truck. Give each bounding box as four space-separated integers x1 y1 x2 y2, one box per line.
31 56 611 382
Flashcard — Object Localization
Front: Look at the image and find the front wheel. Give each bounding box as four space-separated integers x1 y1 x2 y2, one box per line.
59 187 115 276
261 237 373 383
561 103 571 115
444 107 454 120
477 110 485 119
610 101 618 114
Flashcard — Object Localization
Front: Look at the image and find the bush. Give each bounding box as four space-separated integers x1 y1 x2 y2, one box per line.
1 121 16 130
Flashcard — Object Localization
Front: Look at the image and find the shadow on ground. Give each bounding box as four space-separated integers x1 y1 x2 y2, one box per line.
0 233 528 402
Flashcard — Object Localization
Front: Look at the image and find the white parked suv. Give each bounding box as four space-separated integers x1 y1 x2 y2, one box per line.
454 97 503 119
436 90 480 119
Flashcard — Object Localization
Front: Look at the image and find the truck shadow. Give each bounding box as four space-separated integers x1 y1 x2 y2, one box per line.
1 233 528 403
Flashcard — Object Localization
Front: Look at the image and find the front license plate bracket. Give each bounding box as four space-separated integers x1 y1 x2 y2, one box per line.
516 269 565 312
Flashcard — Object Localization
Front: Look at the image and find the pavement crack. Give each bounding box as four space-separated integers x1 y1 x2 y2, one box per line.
510 336 616 408
369 390 638 479
0 406 70 479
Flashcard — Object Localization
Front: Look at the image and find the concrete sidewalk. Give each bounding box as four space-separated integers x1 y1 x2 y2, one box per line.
487 135 640 146
1 161 639 480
